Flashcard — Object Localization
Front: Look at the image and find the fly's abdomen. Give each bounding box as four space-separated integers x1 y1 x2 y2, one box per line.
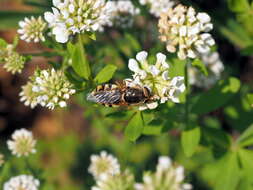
123 88 146 104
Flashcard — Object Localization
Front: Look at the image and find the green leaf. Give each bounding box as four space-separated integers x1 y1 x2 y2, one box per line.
181 125 201 157
71 37 91 80
214 152 241 190
94 64 117 84
142 119 164 135
238 149 253 174
87 32 96 40
191 77 241 115
228 0 250 12
0 162 11 187
237 124 253 147
124 112 144 142
237 149 253 189
241 46 253 56
0 38 7 48
192 58 208 76
124 33 141 51
203 127 231 149
219 19 253 49
247 93 253 107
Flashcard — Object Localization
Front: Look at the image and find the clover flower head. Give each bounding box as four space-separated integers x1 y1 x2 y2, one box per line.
88 151 121 181
109 0 140 28
139 0 175 17
158 4 215 60
0 44 25 74
3 175 40 190
19 68 76 110
189 51 224 88
18 16 47 43
135 156 192 190
0 153 4 167
92 170 135 190
44 0 113 43
19 81 39 109
127 51 185 110
2 51 25 74
7 128 36 157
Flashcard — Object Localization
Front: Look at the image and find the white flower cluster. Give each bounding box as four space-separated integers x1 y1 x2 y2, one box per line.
89 152 193 190
108 0 140 28
18 16 47 43
135 156 192 190
19 68 76 110
3 175 40 190
139 0 175 17
127 51 185 110
0 153 4 167
7 128 36 157
0 44 25 74
189 51 224 88
44 0 113 43
89 151 135 190
158 4 215 60
88 151 121 181
92 170 135 190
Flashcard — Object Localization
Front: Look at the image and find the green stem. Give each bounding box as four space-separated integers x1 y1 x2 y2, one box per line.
24 157 36 176
184 60 190 127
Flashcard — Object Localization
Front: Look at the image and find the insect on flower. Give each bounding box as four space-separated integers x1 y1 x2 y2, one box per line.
87 81 154 107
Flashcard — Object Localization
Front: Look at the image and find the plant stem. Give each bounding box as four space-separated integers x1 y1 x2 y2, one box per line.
184 60 190 127
24 157 36 175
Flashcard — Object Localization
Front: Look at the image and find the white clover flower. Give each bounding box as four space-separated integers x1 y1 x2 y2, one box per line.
0 153 4 167
19 81 39 109
91 170 135 190
44 0 113 43
158 4 215 60
18 16 47 43
189 51 224 88
108 0 140 28
0 45 25 74
2 51 25 74
135 156 192 190
139 0 175 17
127 51 185 110
3 175 40 190
88 151 121 181
7 128 36 157
19 68 76 110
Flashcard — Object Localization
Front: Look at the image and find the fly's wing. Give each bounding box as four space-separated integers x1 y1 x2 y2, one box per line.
87 90 121 104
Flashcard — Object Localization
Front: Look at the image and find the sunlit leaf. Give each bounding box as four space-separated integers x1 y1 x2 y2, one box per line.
124 112 144 142
247 93 253 107
94 64 117 84
237 124 253 147
71 39 91 80
214 152 241 190
181 125 201 157
192 58 208 76
228 0 250 12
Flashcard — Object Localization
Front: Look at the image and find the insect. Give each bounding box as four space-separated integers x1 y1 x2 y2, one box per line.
87 81 153 107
